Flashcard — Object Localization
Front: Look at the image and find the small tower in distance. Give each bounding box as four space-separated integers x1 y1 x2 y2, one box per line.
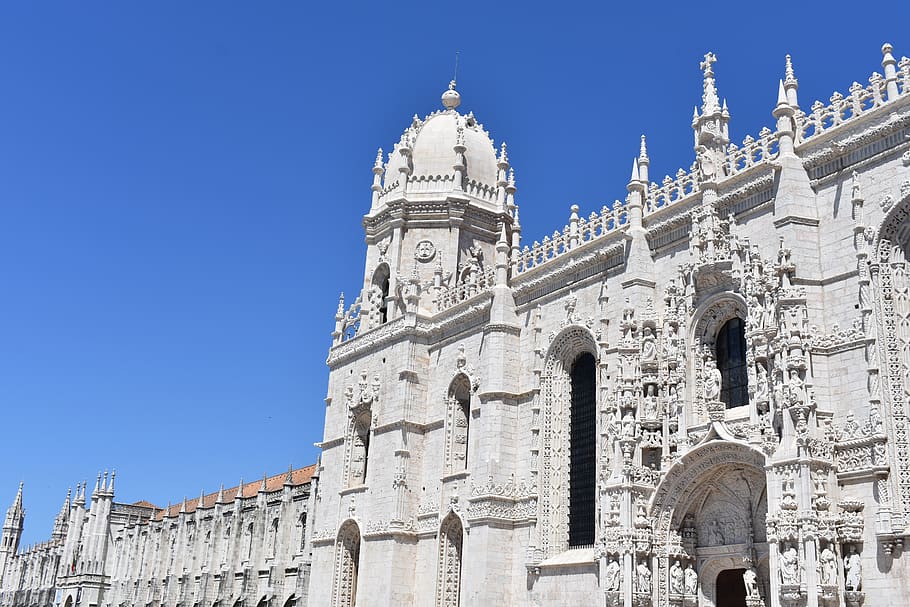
0 483 25 580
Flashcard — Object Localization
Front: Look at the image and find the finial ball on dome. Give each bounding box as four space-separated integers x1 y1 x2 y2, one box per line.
441 80 461 110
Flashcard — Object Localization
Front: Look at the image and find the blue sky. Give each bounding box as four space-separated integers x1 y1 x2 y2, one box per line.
1 2 907 546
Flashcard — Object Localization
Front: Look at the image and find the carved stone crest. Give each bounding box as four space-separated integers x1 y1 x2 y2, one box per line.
415 240 436 262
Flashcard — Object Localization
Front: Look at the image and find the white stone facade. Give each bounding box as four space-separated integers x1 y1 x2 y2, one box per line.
0 468 315 607
309 45 910 607
4 43 910 607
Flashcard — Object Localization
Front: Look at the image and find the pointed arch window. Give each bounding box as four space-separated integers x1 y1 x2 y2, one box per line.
444 375 472 475
569 352 596 547
332 522 361 607
717 317 748 408
435 514 464 607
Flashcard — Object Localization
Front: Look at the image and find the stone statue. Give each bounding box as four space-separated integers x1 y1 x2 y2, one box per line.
664 324 679 363
667 384 682 418
704 360 722 401
636 559 652 592
669 560 685 594
641 327 657 362
684 563 698 594
743 566 760 598
780 545 800 585
819 546 837 586
605 556 621 591
643 384 659 419
844 546 862 590
755 362 768 402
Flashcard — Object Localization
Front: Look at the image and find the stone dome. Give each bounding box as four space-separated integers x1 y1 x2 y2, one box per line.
383 86 500 192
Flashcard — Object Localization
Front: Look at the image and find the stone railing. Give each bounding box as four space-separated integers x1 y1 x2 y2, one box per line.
435 267 496 312
643 168 699 215
796 56 910 144
726 127 779 176
514 200 628 274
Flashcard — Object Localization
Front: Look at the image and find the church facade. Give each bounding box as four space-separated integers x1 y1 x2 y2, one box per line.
308 43 910 607
3 42 910 607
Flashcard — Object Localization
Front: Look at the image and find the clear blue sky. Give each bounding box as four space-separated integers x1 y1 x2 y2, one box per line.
1 2 907 546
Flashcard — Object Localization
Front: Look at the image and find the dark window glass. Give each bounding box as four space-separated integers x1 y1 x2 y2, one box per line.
717 318 748 408
569 352 597 547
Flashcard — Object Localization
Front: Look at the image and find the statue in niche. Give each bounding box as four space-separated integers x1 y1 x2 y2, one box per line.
684 563 698 594
621 410 636 438
636 559 652 592
780 544 800 585
755 362 768 402
643 384 659 419
664 324 679 364
786 369 805 405
604 556 621 591
704 359 722 401
743 566 760 598
667 384 682 419
844 545 862 590
762 294 776 330
819 545 837 585
669 560 685 594
748 294 762 329
641 327 658 362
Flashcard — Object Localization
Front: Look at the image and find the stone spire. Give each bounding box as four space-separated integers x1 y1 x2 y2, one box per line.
784 54 799 107
235 478 244 501
216 483 225 505
638 135 650 184
106 470 115 496
692 52 730 183
700 52 720 115
285 464 294 486
882 43 900 101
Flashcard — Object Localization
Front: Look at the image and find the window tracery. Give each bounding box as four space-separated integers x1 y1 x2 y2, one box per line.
435 513 463 607
331 521 361 607
444 375 472 476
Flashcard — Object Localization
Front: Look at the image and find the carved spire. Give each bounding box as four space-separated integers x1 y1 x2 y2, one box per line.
107 470 115 496
700 52 720 115
285 464 294 486
235 477 244 501
638 135 650 183
179 496 187 514
783 55 799 107
216 483 225 505
92 472 101 497
260 473 268 493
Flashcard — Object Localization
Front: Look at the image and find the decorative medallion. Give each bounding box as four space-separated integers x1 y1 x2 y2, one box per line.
415 240 436 262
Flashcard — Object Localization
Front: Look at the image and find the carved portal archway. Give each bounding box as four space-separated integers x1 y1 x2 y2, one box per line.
537 326 598 557
651 439 769 606
871 192 910 529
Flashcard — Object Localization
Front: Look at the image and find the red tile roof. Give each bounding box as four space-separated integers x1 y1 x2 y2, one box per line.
150 464 316 521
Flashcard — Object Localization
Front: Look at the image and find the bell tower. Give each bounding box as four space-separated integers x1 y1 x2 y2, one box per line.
0 482 24 580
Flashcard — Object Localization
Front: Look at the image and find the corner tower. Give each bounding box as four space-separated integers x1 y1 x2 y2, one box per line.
355 80 517 330
0 483 24 580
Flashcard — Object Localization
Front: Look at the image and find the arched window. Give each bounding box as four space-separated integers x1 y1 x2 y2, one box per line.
445 375 471 475
332 522 361 607
717 318 748 408
435 514 464 607
569 352 596 547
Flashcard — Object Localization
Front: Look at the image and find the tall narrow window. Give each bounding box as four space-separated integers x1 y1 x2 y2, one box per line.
717 318 748 408
332 522 361 607
445 376 471 475
348 414 371 487
569 352 596 547
435 514 464 607
371 264 390 325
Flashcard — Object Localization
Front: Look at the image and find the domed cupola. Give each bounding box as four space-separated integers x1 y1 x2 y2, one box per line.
358 80 519 324
374 81 506 213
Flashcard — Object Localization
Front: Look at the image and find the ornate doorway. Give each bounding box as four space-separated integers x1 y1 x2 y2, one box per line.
715 569 746 607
